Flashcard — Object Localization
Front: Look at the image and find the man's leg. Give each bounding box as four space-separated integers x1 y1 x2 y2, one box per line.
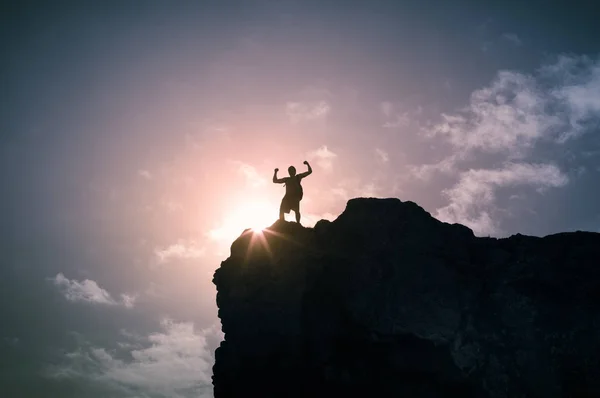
279 199 286 221
294 204 301 223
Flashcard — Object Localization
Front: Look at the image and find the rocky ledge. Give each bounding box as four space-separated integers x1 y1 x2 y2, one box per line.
212 198 600 398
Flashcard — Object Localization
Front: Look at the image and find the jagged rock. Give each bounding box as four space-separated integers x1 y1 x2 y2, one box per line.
212 198 600 398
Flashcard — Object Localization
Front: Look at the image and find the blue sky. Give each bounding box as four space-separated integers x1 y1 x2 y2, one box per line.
1 1 599 396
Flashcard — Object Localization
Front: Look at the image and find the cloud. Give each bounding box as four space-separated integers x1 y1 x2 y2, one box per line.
120 294 137 309
47 320 221 398
154 241 206 264
285 100 330 123
380 101 410 128
549 56 600 142
502 33 523 46
330 187 350 200
236 162 267 187
427 55 600 156
359 183 378 198
51 273 135 308
380 101 394 117
306 145 337 172
374 148 389 163
162 199 184 213
412 55 600 234
409 155 458 181
300 212 337 227
435 163 569 235
328 178 387 203
427 71 555 157
138 170 152 180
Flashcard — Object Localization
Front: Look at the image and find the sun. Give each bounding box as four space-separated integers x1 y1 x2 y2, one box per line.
237 201 275 232
208 200 275 243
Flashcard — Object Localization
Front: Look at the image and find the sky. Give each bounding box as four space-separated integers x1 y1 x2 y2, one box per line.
1 0 599 396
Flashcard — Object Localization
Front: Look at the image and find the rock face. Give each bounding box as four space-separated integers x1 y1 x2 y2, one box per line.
212 198 600 398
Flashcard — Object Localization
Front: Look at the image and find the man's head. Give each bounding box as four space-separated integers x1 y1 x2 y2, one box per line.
288 166 296 176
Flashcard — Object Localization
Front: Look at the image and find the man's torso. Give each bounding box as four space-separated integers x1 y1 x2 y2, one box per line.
284 176 303 198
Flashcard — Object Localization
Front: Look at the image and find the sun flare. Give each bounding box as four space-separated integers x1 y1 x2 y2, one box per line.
240 201 275 232
208 201 276 243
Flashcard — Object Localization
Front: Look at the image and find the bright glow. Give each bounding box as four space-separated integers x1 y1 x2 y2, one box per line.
208 201 276 243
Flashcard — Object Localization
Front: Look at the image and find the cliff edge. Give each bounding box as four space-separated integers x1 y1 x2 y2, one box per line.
212 198 600 397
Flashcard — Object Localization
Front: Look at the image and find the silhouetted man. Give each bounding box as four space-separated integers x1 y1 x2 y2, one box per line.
273 161 312 223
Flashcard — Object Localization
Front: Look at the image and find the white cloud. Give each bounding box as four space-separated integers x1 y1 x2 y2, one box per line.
550 57 600 142
48 320 221 398
326 179 387 203
138 170 152 180
427 56 600 156
330 187 350 200
154 241 206 264
409 155 458 181
380 101 410 128
236 162 267 187
300 212 337 227
120 294 137 309
359 183 379 198
51 273 134 308
413 55 600 235
428 71 555 157
307 145 337 172
435 163 568 235
375 148 389 163
285 100 330 123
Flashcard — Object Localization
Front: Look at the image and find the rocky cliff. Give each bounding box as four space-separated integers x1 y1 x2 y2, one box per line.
212 198 600 398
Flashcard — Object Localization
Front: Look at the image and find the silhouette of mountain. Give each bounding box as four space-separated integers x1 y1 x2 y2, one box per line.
212 198 600 398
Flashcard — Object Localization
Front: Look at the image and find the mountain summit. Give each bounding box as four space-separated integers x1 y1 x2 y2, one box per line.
212 198 600 397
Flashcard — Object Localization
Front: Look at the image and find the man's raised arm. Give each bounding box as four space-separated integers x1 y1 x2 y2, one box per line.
298 161 312 178
273 168 285 183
